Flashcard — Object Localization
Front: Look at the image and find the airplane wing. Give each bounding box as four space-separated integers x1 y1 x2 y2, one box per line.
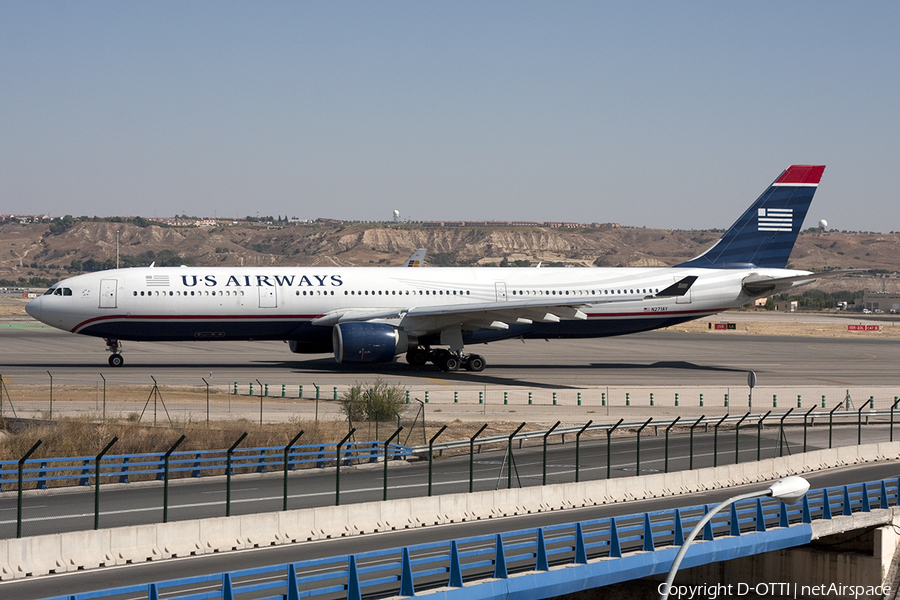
311 276 698 332
741 270 864 295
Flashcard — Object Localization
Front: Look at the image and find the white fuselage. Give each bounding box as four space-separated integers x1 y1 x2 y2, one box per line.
26 265 806 345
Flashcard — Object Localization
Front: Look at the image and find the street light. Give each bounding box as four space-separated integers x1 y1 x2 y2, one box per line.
659 476 810 600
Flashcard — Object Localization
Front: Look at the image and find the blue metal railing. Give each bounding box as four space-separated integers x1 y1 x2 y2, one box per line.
0 441 411 491
37 477 900 600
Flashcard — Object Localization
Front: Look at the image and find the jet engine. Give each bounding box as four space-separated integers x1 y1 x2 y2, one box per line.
332 322 409 363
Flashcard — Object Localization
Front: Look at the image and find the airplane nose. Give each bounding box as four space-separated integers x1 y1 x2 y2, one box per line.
25 297 42 321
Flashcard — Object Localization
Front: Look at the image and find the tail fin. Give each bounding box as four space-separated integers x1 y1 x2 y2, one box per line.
676 165 825 269
405 248 427 267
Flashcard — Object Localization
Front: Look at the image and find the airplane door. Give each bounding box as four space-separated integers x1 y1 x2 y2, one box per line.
99 279 117 308
674 276 692 304
495 282 508 302
258 286 277 308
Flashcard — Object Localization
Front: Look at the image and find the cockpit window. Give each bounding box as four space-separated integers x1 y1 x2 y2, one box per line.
54 288 63 296
63 288 72 296
46 287 72 296
44 288 56 296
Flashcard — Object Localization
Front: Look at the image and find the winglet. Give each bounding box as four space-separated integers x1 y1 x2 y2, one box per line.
649 276 697 298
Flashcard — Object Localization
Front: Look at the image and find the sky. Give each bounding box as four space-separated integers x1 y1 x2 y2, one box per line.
2 2 899 231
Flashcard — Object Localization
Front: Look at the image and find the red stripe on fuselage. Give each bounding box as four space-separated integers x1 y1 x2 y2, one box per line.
585 307 729 318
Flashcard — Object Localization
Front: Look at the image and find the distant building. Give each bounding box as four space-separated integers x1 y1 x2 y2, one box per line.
862 292 900 313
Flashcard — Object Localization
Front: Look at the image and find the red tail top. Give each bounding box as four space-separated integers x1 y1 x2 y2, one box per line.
775 165 826 185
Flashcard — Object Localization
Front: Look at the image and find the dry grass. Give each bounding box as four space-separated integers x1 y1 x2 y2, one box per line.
0 416 359 461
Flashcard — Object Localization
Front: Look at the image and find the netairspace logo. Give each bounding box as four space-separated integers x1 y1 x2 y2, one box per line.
659 582 892 599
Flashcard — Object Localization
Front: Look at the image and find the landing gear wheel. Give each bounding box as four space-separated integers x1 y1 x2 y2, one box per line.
108 354 124 367
464 354 486 372
437 353 461 372
406 347 429 367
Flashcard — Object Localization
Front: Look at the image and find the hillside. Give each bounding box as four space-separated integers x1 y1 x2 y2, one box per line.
1 220 898 293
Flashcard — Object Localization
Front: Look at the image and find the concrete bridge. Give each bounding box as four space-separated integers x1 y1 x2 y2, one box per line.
5 442 900 599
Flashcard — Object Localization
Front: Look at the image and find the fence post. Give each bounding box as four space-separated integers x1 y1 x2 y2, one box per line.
506 423 526 489
779 408 794 457
202 378 210 427
575 420 593 483
803 406 816 452
892 398 899 442
689 415 705 470
606 419 624 479
757 410 771 461
336 429 356 506
226 432 248 517
427 425 448 496
469 423 489 493
47 371 52 421
163 434 186 523
283 430 304 511
636 418 652 474
94 436 118 530
17 439 42 538
664 417 681 473
829 401 843 449
859 398 873 445
383 427 403 502
713 414 728 467
734 412 749 464
543 421 561 485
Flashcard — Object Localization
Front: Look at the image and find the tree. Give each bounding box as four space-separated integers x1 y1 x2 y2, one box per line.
338 379 407 423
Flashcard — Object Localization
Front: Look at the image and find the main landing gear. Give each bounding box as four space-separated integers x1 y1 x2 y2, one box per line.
105 338 124 367
405 347 486 372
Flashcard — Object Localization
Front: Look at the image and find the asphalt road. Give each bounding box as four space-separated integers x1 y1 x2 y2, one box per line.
4 460 898 600
0 422 890 540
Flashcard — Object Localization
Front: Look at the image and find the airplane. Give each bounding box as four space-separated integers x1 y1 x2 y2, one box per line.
26 165 837 372
405 248 427 267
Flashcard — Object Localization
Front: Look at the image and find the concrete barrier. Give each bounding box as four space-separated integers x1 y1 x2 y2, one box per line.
4 441 900 580
109 524 161 564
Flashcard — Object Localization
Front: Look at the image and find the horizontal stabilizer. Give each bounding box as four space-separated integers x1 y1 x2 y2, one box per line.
741 270 865 295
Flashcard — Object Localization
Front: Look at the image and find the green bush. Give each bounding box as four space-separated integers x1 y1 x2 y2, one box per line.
339 379 407 423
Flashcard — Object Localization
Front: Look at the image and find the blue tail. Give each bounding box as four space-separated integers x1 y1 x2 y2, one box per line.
676 165 825 269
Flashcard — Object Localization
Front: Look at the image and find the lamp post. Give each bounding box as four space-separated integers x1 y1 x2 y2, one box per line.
659 476 810 600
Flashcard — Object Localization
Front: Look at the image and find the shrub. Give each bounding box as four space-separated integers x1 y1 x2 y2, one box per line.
339 379 407 423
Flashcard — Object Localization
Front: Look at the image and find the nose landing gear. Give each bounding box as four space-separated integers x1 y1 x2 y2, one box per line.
105 338 124 367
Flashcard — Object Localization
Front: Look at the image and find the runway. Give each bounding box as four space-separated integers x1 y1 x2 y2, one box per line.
1 316 898 389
